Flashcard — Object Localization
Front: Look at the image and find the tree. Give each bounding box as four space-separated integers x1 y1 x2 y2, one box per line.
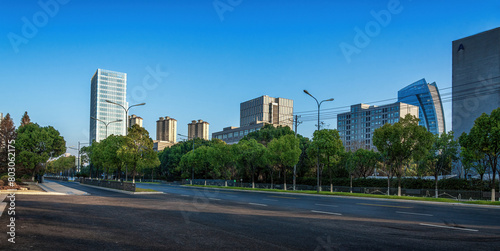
15 123 66 179
21 111 31 126
207 142 235 186
0 113 16 173
47 156 76 176
268 134 301 190
307 129 344 192
353 149 379 178
341 151 356 193
118 125 160 183
98 135 127 179
426 132 459 198
243 124 294 146
373 114 434 196
235 139 268 188
461 108 500 201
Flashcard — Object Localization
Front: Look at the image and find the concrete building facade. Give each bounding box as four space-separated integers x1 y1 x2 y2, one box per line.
128 114 143 128
89 69 127 143
337 102 419 151
398 78 446 135
452 27 500 137
188 119 209 140
240 95 294 129
156 116 177 142
213 95 294 144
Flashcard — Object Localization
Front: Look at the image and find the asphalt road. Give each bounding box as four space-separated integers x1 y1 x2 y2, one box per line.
1 181 499 250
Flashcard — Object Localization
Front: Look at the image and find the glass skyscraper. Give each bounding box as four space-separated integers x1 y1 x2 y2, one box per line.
89 69 128 143
397 78 445 135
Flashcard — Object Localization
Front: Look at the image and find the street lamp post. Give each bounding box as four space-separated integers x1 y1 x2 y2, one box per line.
178 133 195 185
303 90 334 193
105 100 145 135
90 117 122 139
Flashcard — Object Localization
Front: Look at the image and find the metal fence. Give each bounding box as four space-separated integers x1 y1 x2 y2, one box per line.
181 179 498 201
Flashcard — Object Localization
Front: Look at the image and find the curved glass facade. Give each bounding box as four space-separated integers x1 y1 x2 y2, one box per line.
397 78 445 135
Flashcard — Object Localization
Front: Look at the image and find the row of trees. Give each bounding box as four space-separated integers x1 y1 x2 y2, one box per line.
80 108 499 201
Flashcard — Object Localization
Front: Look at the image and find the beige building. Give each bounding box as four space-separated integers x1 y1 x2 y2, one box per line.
213 95 294 144
188 120 209 140
337 102 419 151
240 95 294 128
128 114 143 128
153 140 176 152
156 116 177 142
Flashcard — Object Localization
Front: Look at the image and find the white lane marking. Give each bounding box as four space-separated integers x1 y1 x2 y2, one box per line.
249 203 268 207
209 198 221 201
396 211 433 217
311 210 342 216
419 223 478 232
263 199 278 201
315 204 339 207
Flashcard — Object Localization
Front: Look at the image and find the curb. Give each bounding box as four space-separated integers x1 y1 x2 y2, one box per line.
182 185 500 209
79 183 163 195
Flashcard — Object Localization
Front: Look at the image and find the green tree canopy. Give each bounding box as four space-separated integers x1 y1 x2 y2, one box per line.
118 125 160 183
268 134 301 190
373 114 433 196
0 113 16 173
16 123 66 178
462 108 500 201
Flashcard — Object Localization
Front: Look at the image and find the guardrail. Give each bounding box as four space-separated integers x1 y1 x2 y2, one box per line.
79 178 136 192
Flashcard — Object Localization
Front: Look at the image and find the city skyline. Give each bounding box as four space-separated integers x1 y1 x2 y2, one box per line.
1 1 500 156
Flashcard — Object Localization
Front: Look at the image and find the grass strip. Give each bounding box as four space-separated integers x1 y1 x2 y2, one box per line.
187 185 500 206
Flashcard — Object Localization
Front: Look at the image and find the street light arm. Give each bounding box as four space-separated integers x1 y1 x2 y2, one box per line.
303 90 319 105
105 100 126 111
127 103 146 112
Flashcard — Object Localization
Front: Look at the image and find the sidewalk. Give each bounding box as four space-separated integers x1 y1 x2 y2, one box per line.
37 181 89 195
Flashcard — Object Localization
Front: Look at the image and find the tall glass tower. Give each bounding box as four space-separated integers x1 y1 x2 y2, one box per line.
397 78 445 135
89 69 128 143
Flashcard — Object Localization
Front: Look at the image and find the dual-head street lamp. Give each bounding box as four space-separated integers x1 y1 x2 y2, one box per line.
105 100 145 135
303 90 334 193
90 117 122 139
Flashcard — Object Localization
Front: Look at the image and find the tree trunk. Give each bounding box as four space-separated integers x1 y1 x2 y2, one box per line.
133 173 135 184
492 188 496 202
252 166 255 189
204 179 207 186
350 174 353 193
271 170 274 189
387 174 390 196
283 166 287 191
398 177 401 197
224 180 227 187
435 173 439 198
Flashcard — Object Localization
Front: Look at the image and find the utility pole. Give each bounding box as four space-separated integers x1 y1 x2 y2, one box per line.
293 115 302 191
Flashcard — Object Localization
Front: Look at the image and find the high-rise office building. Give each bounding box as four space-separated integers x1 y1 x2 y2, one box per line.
398 78 445 135
213 95 294 144
452 27 500 137
240 95 294 129
89 69 127 143
337 102 419 151
128 114 143 128
156 116 177 142
188 120 209 140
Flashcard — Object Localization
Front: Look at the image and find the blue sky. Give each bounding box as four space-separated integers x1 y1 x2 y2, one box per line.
1 0 499 155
